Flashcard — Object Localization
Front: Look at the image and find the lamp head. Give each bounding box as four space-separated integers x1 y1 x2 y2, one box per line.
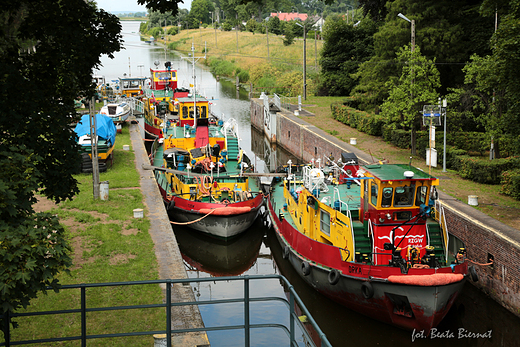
397 13 411 23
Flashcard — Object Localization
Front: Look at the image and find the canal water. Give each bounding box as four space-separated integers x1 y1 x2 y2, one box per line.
96 21 520 347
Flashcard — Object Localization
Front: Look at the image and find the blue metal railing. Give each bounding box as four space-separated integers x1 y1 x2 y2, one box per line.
1 275 332 347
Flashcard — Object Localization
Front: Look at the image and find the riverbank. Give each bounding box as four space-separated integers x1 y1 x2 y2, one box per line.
14 123 208 346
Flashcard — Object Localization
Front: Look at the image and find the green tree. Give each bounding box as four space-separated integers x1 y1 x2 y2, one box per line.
0 0 122 332
246 18 259 32
267 16 283 35
381 45 441 154
354 0 493 111
188 0 215 25
283 22 296 45
319 15 377 96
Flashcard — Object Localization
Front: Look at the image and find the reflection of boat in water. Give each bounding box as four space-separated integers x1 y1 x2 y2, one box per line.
174 219 266 276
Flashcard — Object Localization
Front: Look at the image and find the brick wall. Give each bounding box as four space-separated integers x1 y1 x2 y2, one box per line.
443 203 520 316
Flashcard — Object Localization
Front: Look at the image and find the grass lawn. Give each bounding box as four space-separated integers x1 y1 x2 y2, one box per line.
5 124 164 346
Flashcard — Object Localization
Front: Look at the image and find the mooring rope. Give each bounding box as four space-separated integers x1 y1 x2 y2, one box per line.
169 208 216 225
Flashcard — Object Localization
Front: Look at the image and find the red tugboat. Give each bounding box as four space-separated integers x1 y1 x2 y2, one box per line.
267 153 472 332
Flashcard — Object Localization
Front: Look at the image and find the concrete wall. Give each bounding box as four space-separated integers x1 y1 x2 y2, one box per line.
251 98 520 318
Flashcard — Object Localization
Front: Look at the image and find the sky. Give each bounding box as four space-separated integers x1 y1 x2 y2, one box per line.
95 0 191 12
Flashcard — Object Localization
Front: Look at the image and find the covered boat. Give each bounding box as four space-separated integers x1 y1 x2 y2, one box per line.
150 94 264 238
266 153 472 332
74 113 116 171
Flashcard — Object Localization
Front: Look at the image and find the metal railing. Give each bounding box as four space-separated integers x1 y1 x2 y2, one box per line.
1 275 332 347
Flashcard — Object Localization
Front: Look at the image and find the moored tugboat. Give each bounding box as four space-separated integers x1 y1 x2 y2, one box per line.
267 153 472 332
149 94 264 238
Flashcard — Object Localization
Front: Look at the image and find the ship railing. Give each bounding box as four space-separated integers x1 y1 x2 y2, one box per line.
0 275 332 347
434 199 450 263
126 97 145 115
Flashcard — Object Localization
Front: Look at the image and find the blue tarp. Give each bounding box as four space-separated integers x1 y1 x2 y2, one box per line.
74 114 116 146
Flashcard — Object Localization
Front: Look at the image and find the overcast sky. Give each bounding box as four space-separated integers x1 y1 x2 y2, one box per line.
95 0 191 12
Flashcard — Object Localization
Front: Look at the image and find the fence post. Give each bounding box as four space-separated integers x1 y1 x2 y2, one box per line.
81 285 86 347
244 276 250 347
3 310 10 347
289 291 295 346
166 280 172 347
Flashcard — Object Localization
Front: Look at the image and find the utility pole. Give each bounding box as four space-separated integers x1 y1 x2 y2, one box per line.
266 25 269 61
303 24 307 100
89 97 100 199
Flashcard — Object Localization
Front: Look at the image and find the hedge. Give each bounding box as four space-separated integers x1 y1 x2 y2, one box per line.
331 102 384 136
452 156 520 184
500 169 520 199
330 103 520 197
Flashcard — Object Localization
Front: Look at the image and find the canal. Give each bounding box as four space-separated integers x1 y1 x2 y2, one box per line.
95 21 520 347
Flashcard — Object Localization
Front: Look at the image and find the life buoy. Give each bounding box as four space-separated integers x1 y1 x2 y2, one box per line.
361 281 374 299
301 261 311 276
328 269 340 285
469 266 479 282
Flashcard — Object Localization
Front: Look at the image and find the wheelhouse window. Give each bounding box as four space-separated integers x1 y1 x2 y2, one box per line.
415 185 429 206
320 210 331 236
370 182 378 206
157 72 171 80
200 106 207 118
182 106 188 119
381 187 393 207
393 183 415 207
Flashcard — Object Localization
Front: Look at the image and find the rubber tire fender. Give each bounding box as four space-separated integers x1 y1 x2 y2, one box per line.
469 266 479 282
328 269 340 285
301 261 311 276
282 246 290 259
361 281 374 299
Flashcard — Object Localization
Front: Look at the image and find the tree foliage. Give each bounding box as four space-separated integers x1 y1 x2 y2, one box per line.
0 0 122 331
381 45 441 153
318 15 377 96
0 146 72 329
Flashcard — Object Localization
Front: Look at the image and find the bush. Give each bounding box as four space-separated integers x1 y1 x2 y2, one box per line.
454 156 520 184
500 169 520 200
207 57 236 77
149 27 164 38
167 27 179 35
237 69 250 83
222 21 233 31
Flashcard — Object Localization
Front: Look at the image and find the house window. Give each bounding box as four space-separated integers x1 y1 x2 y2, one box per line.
320 210 330 236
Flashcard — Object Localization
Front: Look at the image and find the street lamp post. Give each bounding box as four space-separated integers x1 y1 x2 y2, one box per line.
398 12 416 154
210 11 217 48
397 13 415 52
295 21 307 100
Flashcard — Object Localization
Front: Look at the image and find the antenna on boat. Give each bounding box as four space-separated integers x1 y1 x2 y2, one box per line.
408 156 413 166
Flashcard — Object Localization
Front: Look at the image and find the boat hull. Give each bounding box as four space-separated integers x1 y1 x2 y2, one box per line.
267 198 466 332
164 189 264 238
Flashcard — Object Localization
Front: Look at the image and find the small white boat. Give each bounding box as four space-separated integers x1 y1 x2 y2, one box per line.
100 102 131 123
